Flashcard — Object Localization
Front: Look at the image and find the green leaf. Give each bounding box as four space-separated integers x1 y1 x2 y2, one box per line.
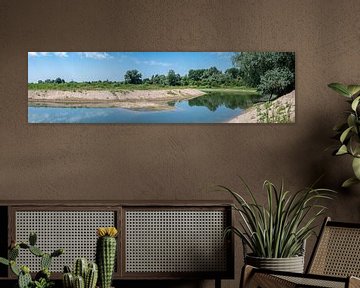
349 135 360 156
352 157 360 179
348 85 360 97
340 126 352 143
347 114 356 127
336 144 348 155
351 96 360 111
0 257 9 266
328 83 351 97
342 177 360 188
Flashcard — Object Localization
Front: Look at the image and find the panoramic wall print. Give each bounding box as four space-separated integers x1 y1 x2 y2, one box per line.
28 52 295 124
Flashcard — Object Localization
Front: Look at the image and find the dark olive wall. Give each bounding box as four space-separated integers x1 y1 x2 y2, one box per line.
1 0 360 287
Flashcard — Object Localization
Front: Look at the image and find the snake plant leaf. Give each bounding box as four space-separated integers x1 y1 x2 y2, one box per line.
328 83 352 97
351 96 360 111
340 127 353 143
336 145 348 155
352 157 360 179
342 177 360 188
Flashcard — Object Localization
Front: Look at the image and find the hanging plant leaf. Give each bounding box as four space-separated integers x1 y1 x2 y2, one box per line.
340 127 353 143
328 83 351 97
351 96 360 111
347 85 360 97
336 145 348 155
352 157 360 179
342 177 360 188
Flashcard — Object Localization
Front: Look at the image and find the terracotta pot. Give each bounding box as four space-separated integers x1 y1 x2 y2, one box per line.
245 254 304 273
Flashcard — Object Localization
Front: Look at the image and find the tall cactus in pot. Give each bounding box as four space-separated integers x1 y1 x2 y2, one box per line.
96 227 118 288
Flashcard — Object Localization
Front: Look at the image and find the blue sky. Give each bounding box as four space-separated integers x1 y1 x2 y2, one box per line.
28 52 235 83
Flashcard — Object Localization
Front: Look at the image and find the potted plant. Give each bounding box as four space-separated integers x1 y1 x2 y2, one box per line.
328 83 360 187
220 179 334 273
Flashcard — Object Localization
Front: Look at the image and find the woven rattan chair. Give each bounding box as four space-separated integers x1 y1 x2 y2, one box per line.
241 217 360 288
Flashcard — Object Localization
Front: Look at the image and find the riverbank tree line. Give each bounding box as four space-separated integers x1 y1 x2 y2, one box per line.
29 52 294 98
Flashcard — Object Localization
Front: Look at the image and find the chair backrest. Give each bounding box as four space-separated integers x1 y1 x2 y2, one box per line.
307 217 360 277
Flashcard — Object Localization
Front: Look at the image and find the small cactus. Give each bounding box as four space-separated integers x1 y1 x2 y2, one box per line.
63 272 74 288
74 258 88 279
63 259 98 288
96 227 118 288
85 263 98 288
74 275 85 288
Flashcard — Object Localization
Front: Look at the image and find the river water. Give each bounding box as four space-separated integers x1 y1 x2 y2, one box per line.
28 91 260 124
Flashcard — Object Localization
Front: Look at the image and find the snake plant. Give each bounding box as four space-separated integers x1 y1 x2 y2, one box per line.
220 179 334 258
329 83 360 187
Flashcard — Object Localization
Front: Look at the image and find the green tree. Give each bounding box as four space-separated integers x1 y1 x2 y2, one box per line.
167 70 181 86
257 67 294 100
151 74 167 86
124 70 142 84
55 77 65 84
225 67 240 79
188 69 206 83
232 52 295 88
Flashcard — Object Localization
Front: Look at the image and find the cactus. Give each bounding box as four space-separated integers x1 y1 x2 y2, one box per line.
9 246 19 260
85 263 98 288
64 265 72 273
51 248 64 258
96 227 118 288
41 253 52 270
29 245 44 257
63 260 98 288
0 232 64 288
29 232 37 246
74 275 85 288
18 267 32 288
74 258 88 279
10 260 20 276
63 272 74 288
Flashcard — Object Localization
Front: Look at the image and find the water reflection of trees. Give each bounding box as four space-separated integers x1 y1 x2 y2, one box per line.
188 92 260 112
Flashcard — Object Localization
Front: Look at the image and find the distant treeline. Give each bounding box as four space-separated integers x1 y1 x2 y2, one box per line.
31 67 244 89
29 52 295 98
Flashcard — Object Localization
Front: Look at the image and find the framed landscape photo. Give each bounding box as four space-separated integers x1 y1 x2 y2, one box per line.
28 52 295 124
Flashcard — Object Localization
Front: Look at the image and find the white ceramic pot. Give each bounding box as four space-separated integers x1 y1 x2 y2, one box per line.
245 254 305 273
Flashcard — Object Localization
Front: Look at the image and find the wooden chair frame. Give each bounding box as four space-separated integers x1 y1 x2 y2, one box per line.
241 217 360 288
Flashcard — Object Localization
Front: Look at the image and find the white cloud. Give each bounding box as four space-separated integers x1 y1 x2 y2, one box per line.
54 52 68 58
81 52 112 60
136 59 171 67
210 52 235 59
28 52 49 57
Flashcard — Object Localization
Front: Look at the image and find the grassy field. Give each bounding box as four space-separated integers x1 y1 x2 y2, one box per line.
28 82 255 92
